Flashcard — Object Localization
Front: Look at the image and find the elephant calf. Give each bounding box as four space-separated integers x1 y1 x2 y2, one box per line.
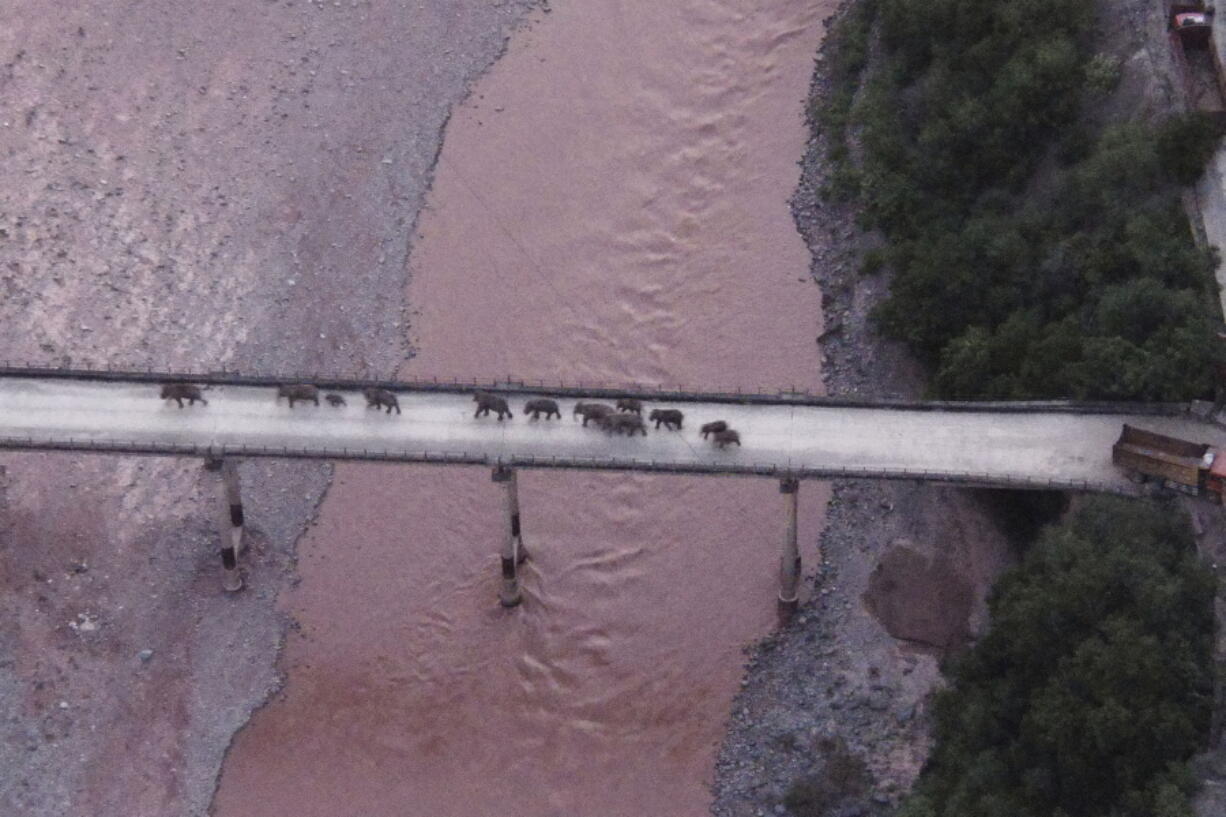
700 420 728 439
712 428 741 449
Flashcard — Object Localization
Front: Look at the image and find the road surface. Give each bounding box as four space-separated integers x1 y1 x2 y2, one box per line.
0 376 1220 492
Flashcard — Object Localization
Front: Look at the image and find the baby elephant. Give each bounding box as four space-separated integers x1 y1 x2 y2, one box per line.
616 398 643 415
277 383 319 407
325 393 347 407
524 398 561 420
600 412 647 436
363 387 401 414
473 391 513 420
700 420 728 439
573 402 614 426
160 382 208 408
649 408 684 430
712 428 741 449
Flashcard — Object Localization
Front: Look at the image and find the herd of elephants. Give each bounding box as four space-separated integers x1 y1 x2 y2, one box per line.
158 382 745 447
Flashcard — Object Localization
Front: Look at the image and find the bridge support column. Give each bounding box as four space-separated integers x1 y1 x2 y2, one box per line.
778 477 801 620
205 456 245 592
493 466 527 607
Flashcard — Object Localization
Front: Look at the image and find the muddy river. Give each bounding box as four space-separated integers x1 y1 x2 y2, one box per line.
213 1 832 814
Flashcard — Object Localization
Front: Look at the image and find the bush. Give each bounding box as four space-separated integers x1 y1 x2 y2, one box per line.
817 0 879 163
1084 52 1122 93
848 0 1220 402
859 247 887 275
900 498 1216 817
784 737 873 816
1156 111 1226 185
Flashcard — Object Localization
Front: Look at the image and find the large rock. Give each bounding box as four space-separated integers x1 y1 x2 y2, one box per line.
861 542 973 652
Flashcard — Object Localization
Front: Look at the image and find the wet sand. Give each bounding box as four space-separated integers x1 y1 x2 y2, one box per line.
213 1 831 814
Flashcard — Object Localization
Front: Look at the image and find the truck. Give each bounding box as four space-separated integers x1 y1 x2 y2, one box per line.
1112 424 1226 502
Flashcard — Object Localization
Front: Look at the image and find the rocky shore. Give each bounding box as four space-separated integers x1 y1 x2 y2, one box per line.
712 1 1226 813
710 10 1015 816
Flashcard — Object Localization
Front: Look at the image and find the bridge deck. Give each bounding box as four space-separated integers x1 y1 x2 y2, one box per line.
0 376 1222 492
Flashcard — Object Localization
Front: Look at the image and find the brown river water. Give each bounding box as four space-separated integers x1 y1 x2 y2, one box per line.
214 1 832 814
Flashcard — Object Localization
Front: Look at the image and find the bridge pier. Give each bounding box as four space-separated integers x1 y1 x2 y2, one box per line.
778 477 801 619
492 466 528 607
205 456 245 592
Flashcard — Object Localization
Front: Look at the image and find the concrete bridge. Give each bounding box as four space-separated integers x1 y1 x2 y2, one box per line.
2 365 1224 610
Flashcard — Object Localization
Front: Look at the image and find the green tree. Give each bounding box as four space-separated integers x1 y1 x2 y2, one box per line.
836 0 1220 402
901 498 1215 817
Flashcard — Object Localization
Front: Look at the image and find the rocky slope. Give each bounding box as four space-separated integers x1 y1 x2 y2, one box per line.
709 11 1016 815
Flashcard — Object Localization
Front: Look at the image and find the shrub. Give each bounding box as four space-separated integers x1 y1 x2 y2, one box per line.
899 498 1215 817
859 247 887 275
848 3 1220 402
1084 52 1122 93
1156 111 1226 185
783 737 873 816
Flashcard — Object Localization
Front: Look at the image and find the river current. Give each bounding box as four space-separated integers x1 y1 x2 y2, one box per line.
213 1 832 814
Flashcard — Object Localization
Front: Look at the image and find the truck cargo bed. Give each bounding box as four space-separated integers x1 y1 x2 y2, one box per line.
1112 424 1210 488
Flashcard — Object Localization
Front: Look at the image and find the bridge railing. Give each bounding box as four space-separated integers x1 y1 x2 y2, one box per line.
0 362 1192 416
0 433 1138 495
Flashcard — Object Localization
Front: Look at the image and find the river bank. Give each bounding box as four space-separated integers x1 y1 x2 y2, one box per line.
211 2 834 814
1 2 1036 815
0 2 538 814
711 11 1016 815
713 1 1226 814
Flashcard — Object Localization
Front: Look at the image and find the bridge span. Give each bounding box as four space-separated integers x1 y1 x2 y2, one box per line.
2 366 1223 608
0 369 1218 492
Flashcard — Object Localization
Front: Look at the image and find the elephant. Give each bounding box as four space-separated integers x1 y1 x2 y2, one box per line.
159 383 208 408
277 384 320 407
649 408 684 430
473 391 513 420
524 398 561 420
363 387 401 414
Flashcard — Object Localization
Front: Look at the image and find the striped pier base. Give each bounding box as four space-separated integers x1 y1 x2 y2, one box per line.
778 477 800 620
492 466 527 607
206 456 245 592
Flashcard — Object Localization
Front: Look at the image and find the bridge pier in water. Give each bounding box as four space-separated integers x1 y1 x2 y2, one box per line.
205 456 245 592
492 465 528 607
778 477 801 619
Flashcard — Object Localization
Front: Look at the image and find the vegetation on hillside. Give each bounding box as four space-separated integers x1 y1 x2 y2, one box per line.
826 0 1223 401
898 498 1216 817
802 1 1226 814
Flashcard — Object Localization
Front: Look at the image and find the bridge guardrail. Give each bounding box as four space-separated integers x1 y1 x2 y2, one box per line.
0 362 1192 417
0 433 1139 495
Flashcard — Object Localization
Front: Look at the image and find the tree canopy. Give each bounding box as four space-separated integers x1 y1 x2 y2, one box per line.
834 0 1224 401
899 498 1216 817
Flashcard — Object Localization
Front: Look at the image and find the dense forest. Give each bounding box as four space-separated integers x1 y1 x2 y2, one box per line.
899 498 1216 817
811 0 1224 814
827 0 1223 401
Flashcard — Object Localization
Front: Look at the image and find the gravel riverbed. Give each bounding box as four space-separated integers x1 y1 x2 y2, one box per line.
0 2 538 814
710 10 1016 816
